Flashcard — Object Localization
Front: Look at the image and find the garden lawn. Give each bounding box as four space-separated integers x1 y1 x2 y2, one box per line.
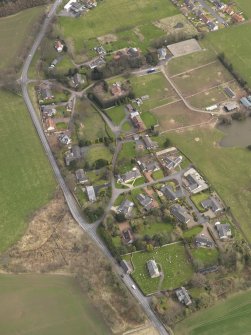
126 243 193 295
152 169 164 180
0 90 56 252
191 191 211 212
191 248 219 267
0 6 45 70
168 128 251 241
174 289 251 335
105 106 125 125
142 222 174 237
0 274 110 335
183 226 203 239
86 144 112 165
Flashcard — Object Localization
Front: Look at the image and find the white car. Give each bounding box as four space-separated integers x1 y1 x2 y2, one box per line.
131 284 136 290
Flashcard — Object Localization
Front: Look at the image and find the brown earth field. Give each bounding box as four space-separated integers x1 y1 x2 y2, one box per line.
171 61 234 97
0 191 154 334
152 101 213 132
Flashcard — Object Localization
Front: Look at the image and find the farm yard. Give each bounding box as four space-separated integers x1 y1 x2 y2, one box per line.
0 274 110 335
174 289 251 335
56 0 178 57
152 101 212 132
0 6 45 70
167 128 251 242
0 90 56 252
125 243 193 295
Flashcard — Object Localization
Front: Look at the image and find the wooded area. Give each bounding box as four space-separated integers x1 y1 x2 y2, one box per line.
0 0 49 17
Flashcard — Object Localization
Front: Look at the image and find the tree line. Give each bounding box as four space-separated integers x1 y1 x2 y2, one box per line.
0 0 49 17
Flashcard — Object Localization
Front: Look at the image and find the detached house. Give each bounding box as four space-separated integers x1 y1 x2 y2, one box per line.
171 204 190 224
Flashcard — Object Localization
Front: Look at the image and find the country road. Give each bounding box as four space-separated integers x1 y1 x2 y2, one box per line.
20 2 170 335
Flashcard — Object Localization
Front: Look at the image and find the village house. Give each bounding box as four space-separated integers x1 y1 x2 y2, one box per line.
120 259 132 274
195 236 213 248
161 185 178 201
183 168 209 194
201 196 222 213
136 193 153 211
142 135 158 150
118 168 141 184
117 200 134 218
176 287 192 306
65 145 82 166
171 204 190 224
45 117 55 132
147 260 160 278
215 222 232 240
156 148 183 171
122 228 134 244
137 157 160 173
58 133 71 145
75 169 88 185
55 40 64 53
86 185 96 202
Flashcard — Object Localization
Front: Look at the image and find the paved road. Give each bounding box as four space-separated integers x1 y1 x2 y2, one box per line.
19 2 170 334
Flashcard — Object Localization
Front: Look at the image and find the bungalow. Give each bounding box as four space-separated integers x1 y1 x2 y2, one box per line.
161 185 178 201
119 168 141 184
117 200 134 218
201 196 222 213
162 155 182 171
120 259 132 274
65 145 81 166
137 157 160 173
171 204 190 224
147 260 160 278
215 222 232 239
142 135 158 150
176 287 192 306
86 185 96 202
75 169 88 184
136 193 153 210
45 117 55 132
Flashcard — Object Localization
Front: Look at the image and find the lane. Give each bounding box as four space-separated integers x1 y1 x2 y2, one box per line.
20 2 171 334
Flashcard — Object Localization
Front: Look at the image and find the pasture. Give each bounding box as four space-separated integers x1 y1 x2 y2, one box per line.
57 0 178 56
167 128 251 241
174 289 251 335
205 22 251 89
172 61 233 97
0 90 56 252
125 243 193 295
0 274 110 335
152 101 212 132
0 6 45 70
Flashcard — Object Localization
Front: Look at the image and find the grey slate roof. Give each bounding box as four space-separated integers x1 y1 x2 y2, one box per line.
171 204 190 224
147 260 160 278
117 200 134 217
136 193 153 209
176 287 192 306
161 185 178 201
201 197 222 213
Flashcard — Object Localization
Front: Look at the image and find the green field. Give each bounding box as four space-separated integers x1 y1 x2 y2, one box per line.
175 289 251 335
125 243 193 295
191 192 211 212
0 90 56 252
142 222 173 237
183 226 203 239
191 248 219 267
86 144 113 165
0 6 45 70
168 129 251 241
205 22 251 88
0 274 110 335
131 73 178 111
57 0 177 56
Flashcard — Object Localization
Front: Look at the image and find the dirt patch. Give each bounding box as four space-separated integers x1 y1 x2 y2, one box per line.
98 33 118 44
0 191 147 334
154 14 197 37
152 100 212 132
133 27 144 42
